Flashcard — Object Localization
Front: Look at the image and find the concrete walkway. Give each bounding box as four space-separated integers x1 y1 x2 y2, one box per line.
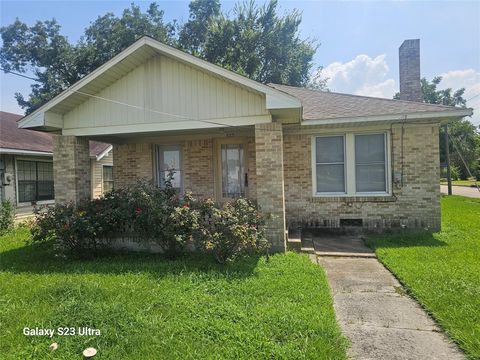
440 184 480 198
311 235 464 359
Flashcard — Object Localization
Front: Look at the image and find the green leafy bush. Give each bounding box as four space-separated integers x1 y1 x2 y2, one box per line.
30 174 268 262
0 200 15 235
192 197 269 263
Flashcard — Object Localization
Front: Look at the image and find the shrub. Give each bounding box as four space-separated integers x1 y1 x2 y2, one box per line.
31 203 105 257
30 173 269 262
0 200 15 235
193 197 269 263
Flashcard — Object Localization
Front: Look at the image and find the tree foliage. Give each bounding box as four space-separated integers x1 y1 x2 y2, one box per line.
394 76 479 179
0 0 316 114
394 76 466 106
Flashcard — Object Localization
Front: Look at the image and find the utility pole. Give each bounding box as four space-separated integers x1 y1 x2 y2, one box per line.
444 125 452 195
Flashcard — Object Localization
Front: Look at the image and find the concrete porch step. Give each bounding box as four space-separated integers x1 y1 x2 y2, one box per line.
286 229 302 252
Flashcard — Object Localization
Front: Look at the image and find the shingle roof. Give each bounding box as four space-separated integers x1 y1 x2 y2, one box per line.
268 84 465 121
89 141 111 158
0 111 111 157
0 111 53 153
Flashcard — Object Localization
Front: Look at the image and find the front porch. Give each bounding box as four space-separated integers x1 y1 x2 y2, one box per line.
52 123 288 252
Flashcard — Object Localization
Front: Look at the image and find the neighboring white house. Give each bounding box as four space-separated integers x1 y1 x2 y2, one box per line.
0 111 113 215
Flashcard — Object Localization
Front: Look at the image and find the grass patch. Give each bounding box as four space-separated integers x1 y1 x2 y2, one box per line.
0 226 347 359
367 196 480 359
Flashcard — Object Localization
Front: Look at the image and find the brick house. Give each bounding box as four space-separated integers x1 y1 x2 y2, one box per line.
17 37 472 251
0 111 113 215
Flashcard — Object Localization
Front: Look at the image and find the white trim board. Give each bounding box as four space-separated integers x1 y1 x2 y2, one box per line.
0 148 53 156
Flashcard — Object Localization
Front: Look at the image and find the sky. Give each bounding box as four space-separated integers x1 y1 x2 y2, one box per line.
1 0 479 124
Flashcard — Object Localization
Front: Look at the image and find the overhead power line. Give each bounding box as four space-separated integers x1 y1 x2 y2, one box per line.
466 93 480 102
1 66 238 129
0 68 39 81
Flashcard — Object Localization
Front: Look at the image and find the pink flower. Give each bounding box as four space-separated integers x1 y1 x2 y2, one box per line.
135 207 142 215
183 204 189 209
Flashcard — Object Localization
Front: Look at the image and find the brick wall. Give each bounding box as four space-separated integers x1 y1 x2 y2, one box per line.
183 139 215 198
113 136 258 201
53 135 91 204
283 123 441 231
255 123 286 251
113 143 153 189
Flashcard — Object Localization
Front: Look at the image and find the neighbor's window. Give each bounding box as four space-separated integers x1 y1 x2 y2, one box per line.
313 132 389 196
17 160 54 203
155 145 182 190
355 134 387 193
315 136 345 193
102 166 114 194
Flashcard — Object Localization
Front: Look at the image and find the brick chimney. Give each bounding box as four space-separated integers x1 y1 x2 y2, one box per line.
399 39 421 102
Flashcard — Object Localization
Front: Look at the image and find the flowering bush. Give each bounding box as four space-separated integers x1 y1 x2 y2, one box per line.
30 173 268 262
192 197 269 263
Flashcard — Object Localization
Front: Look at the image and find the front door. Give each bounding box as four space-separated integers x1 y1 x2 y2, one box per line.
215 139 248 202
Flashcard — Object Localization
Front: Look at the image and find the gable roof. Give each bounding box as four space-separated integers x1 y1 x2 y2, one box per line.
269 84 473 123
18 36 301 130
0 111 111 158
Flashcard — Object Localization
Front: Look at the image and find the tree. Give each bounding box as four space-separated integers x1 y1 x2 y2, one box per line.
394 76 466 106
178 0 221 56
0 3 174 114
0 0 317 114
394 76 479 180
182 0 316 86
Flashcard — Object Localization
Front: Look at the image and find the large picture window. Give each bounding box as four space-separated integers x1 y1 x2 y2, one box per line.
313 132 389 196
17 160 54 203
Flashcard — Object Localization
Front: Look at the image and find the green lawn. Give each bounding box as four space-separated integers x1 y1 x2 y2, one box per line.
0 227 347 360
367 196 480 359
440 179 478 187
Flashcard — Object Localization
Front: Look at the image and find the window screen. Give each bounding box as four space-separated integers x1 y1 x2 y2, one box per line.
315 136 345 193
355 134 387 192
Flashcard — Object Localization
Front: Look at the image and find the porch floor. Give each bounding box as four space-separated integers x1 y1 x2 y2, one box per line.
303 231 375 257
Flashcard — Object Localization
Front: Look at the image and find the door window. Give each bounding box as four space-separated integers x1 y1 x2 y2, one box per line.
220 144 245 198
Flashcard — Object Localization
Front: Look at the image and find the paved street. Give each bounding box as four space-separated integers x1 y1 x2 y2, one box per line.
440 185 480 198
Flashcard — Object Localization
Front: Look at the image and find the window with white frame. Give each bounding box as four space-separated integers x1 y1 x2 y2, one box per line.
355 134 387 193
313 132 389 196
314 136 345 193
102 165 114 194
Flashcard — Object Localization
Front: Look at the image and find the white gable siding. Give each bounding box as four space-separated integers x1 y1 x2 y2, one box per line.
63 55 268 133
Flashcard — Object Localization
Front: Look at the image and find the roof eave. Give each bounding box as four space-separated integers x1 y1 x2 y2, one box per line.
95 145 113 161
301 108 473 126
0 148 53 156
